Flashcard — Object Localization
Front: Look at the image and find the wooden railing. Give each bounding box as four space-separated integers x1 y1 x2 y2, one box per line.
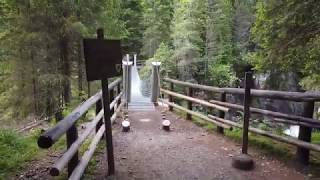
161 77 320 165
37 78 122 179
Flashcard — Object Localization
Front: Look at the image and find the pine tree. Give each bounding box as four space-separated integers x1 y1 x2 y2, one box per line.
140 0 173 58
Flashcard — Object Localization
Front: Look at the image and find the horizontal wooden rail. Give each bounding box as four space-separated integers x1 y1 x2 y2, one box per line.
208 99 320 127
164 78 320 102
208 115 320 152
161 87 319 127
38 78 122 149
161 88 229 112
159 99 232 130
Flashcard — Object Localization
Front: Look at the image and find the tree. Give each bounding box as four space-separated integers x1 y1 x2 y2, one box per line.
140 0 173 58
250 0 320 90
205 0 237 86
171 0 206 81
121 0 144 55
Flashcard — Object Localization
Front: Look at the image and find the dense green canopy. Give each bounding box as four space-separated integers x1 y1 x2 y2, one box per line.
0 0 319 122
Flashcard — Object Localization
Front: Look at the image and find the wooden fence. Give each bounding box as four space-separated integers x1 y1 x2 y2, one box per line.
37 78 122 179
161 76 320 165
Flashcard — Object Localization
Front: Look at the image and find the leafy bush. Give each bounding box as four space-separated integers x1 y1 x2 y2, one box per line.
208 63 237 87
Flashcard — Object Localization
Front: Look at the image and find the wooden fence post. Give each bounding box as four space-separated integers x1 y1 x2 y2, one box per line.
186 87 193 120
242 72 252 154
169 82 174 111
110 88 115 115
117 83 121 106
232 71 254 170
95 100 103 133
66 124 79 177
296 101 314 165
97 28 115 175
217 92 226 134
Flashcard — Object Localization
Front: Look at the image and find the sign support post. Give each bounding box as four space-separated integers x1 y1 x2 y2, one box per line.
96 28 115 175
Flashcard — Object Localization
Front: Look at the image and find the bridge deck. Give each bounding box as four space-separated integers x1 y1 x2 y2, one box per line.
93 107 304 180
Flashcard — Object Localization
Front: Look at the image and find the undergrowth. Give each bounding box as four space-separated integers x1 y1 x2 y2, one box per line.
0 129 41 179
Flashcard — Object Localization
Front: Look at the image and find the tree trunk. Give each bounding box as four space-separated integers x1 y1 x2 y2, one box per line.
60 36 71 104
77 40 83 98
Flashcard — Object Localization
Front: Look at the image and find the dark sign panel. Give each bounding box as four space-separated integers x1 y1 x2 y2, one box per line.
83 39 122 81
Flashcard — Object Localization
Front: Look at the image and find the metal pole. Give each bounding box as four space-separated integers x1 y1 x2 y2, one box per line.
97 28 115 175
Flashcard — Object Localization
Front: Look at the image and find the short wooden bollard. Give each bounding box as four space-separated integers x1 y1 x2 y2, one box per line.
232 72 254 170
162 112 170 131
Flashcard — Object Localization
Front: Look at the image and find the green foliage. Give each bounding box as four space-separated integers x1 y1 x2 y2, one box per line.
250 0 320 90
208 63 237 87
0 0 127 122
171 0 206 81
140 0 173 58
0 129 40 179
140 42 174 79
121 0 144 54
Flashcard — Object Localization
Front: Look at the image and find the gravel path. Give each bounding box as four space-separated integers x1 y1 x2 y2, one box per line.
94 106 306 180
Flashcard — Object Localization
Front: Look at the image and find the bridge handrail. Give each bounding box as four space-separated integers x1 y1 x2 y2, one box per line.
37 78 122 179
163 77 320 102
37 78 122 148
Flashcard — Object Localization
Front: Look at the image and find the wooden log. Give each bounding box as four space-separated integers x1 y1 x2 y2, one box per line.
186 87 193 120
164 78 320 102
272 118 320 128
209 99 320 126
68 125 105 180
207 115 320 152
160 89 229 112
297 101 315 165
159 99 232 130
217 93 226 134
38 78 121 149
17 119 46 133
50 110 104 176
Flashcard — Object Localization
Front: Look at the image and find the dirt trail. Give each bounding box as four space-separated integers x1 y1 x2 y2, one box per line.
94 107 305 180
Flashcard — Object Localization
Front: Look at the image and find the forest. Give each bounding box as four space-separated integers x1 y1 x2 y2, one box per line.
0 0 320 179
0 0 319 125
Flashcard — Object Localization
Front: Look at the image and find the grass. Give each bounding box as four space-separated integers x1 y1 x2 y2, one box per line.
0 129 41 179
